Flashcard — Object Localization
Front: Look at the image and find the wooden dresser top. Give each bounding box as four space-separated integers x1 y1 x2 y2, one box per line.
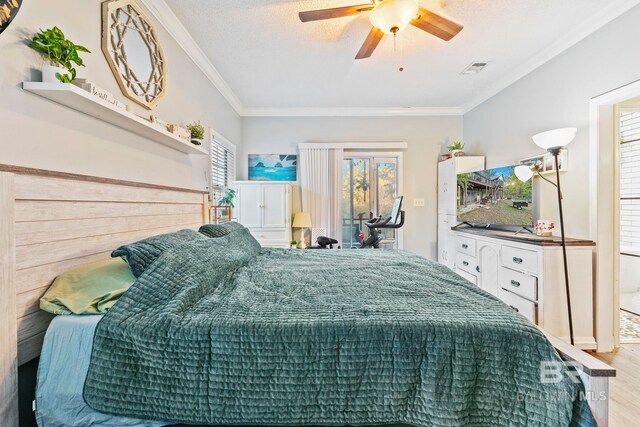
453 227 596 247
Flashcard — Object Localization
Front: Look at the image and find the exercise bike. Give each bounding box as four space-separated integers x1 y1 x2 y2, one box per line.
359 196 405 249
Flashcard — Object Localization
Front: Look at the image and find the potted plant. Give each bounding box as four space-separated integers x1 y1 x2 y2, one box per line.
447 141 465 157
187 121 205 145
29 27 90 83
290 240 297 249
217 188 236 208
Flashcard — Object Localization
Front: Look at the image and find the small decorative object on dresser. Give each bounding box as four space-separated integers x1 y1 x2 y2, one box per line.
292 212 312 249
248 154 297 181
187 121 205 145
0 0 22 35
290 240 297 249
29 27 90 83
535 220 555 237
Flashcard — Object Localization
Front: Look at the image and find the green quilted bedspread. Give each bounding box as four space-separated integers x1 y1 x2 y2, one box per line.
84 230 595 426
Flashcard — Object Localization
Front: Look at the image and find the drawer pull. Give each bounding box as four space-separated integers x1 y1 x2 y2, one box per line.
476 266 480 273
512 257 523 264
462 261 469 267
510 280 521 287
509 305 519 313
462 244 469 249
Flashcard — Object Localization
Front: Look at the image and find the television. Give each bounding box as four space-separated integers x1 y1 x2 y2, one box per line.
456 165 534 227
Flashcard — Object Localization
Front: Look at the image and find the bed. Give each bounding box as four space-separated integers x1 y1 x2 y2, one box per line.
0 165 614 427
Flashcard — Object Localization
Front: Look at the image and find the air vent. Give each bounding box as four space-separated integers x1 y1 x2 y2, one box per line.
461 62 488 75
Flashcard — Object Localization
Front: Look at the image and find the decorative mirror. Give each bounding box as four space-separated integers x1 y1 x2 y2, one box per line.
102 0 167 109
0 0 22 35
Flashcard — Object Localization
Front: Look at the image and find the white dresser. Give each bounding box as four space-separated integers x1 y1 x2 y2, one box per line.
452 228 596 349
235 181 292 248
437 156 485 268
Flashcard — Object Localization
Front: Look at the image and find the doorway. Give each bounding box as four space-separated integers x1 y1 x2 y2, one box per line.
341 153 403 249
618 106 640 344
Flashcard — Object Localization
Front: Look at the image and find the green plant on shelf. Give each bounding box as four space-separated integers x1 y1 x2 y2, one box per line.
187 121 205 141
447 141 464 152
29 27 90 83
217 188 236 208
290 240 297 248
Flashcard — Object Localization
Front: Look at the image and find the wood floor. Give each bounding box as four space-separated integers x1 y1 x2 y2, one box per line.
593 344 640 426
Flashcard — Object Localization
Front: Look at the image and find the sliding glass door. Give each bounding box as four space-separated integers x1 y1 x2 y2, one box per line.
342 155 400 249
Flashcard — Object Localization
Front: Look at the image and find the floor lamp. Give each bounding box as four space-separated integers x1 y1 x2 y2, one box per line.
514 127 577 345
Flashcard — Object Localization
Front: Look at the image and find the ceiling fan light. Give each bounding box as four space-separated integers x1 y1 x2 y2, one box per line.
370 0 419 35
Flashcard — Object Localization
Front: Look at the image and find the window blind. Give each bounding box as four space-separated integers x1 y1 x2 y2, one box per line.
619 111 640 249
620 111 640 144
211 134 235 203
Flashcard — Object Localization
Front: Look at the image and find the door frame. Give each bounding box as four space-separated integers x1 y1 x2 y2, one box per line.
343 151 405 249
589 79 640 352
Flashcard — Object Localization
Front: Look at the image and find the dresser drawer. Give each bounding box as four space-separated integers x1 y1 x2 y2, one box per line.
249 228 288 242
499 289 537 323
455 252 477 275
501 245 539 274
500 267 538 302
456 268 478 285
455 235 477 256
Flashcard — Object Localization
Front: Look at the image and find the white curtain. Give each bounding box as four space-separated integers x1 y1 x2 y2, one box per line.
299 147 343 243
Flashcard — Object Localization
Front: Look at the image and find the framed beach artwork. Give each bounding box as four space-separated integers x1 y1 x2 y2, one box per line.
248 154 297 181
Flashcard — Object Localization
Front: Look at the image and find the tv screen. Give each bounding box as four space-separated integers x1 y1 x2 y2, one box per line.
456 165 533 227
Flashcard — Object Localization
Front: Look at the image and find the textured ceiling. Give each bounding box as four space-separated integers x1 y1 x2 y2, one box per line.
164 0 628 110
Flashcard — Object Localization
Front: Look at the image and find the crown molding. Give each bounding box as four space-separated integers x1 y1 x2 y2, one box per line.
138 0 244 115
243 107 463 117
461 0 640 114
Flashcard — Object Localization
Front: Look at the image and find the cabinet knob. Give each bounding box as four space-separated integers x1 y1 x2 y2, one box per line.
462 244 468 249
512 257 523 264
476 266 480 273
510 280 521 287
462 261 469 267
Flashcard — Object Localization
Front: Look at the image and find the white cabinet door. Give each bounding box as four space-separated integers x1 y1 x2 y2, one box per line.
437 214 456 268
437 159 456 215
478 241 501 297
237 185 261 228
262 184 288 228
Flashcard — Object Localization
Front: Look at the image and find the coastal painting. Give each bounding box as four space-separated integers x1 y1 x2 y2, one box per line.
248 154 297 181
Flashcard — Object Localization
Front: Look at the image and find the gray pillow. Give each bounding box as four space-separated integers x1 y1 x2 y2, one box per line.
112 229 207 277
199 222 246 238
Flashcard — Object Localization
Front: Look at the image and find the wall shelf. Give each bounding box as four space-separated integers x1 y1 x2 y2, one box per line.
22 82 208 156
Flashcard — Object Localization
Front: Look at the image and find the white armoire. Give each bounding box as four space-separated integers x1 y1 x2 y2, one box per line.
437 156 485 268
235 181 292 248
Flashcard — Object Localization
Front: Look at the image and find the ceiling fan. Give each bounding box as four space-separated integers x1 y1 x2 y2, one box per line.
299 0 463 60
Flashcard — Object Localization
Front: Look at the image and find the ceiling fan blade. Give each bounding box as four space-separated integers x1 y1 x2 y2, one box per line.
410 7 463 41
299 4 374 22
355 27 384 60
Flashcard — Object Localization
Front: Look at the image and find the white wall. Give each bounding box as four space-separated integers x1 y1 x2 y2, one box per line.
0 0 241 191
240 116 463 258
463 4 640 239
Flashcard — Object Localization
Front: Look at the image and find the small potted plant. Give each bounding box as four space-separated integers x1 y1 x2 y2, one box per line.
29 27 90 83
187 121 205 145
447 141 465 157
290 240 297 249
217 188 236 208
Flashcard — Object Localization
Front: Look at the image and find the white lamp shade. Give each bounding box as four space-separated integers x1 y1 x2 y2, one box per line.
292 212 312 228
532 127 577 150
514 165 534 182
370 0 419 35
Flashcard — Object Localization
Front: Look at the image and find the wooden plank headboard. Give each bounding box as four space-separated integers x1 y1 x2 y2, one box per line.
0 164 209 425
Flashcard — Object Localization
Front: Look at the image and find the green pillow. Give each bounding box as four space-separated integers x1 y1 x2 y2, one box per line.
40 258 135 315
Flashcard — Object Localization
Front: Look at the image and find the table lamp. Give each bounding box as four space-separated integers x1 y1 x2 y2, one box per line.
292 212 312 249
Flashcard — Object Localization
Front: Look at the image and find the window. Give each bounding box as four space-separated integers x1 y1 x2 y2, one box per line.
210 131 236 203
619 111 640 249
